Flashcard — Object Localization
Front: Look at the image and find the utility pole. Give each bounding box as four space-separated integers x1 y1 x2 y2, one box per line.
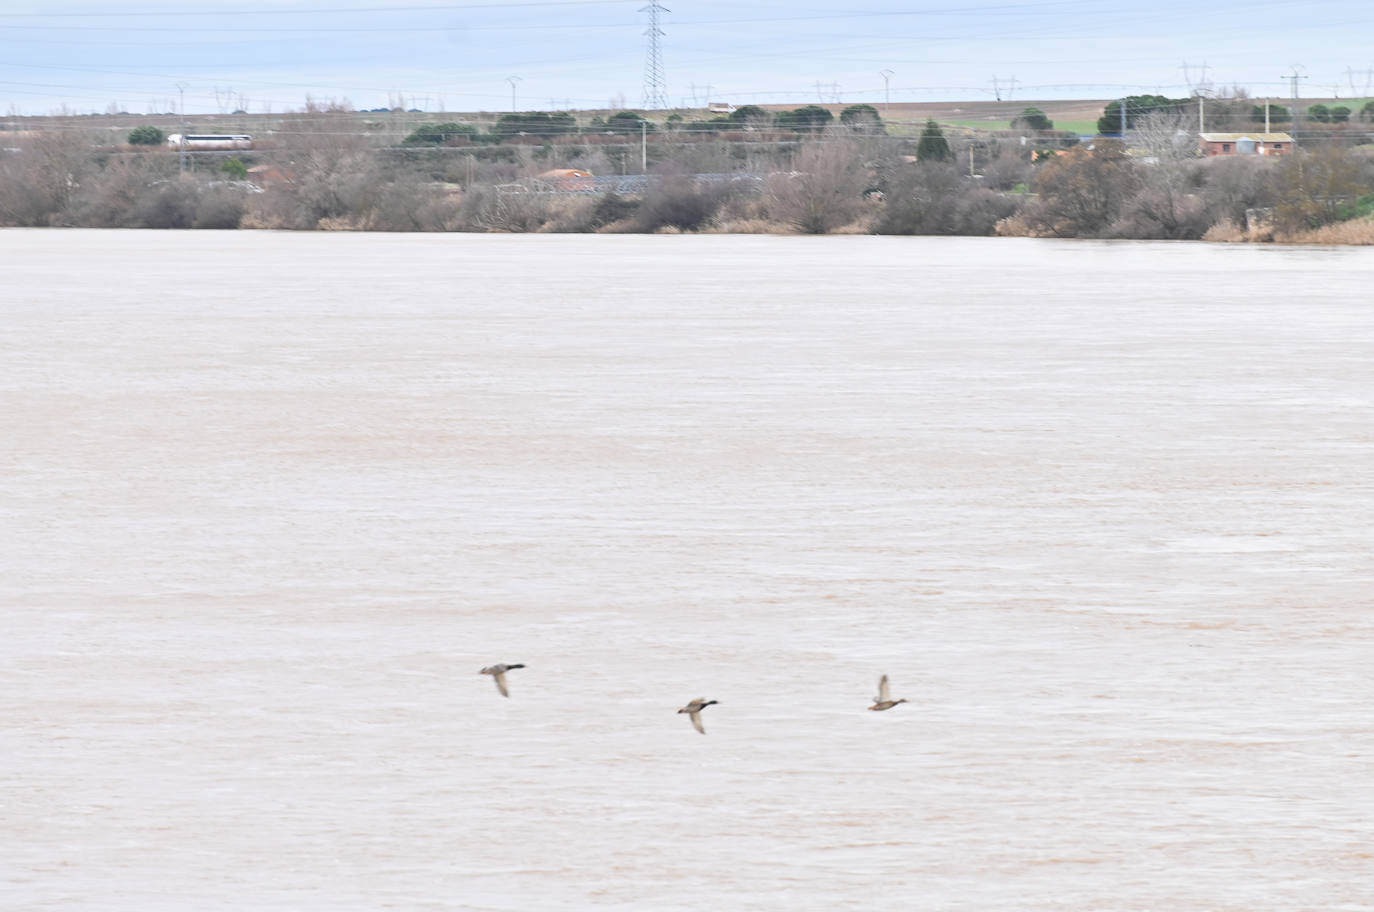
1120 96 1127 140
1265 99 1271 133
641 119 648 172
506 76 521 113
176 82 187 175
879 69 893 114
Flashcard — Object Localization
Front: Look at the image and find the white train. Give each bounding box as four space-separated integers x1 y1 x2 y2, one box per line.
165 134 253 150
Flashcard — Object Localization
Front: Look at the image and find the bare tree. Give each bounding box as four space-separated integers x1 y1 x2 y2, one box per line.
1021 142 1140 237
0 130 89 225
766 136 869 233
1132 109 1196 163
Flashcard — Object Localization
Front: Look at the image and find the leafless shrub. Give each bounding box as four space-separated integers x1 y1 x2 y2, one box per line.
635 167 730 231
538 192 640 233
192 186 247 229
1271 146 1374 231
0 131 88 225
993 210 1040 237
876 162 1017 235
126 180 200 228
459 186 552 232
364 176 449 231
412 194 465 231
766 138 868 233
1199 156 1275 227
1111 159 1211 239
1202 218 1245 242
1019 142 1141 237
63 156 161 226
534 196 599 232
982 147 1032 191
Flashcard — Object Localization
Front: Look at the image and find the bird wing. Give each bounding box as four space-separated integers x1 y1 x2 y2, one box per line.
878 675 890 702
689 710 706 735
493 671 510 697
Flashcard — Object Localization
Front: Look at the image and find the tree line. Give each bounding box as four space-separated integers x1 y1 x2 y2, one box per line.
2 103 1372 241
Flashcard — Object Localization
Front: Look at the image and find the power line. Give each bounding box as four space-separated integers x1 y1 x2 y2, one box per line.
641 2 668 110
1282 65 1308 100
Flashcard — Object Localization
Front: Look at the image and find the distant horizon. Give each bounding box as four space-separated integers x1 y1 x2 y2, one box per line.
3 0 1372 117
3 96 1354 125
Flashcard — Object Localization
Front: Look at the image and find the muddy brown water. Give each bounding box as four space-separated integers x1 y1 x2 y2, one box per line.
3 230 1373 910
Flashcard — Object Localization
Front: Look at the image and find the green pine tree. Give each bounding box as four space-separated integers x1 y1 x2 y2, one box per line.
916 119 951 162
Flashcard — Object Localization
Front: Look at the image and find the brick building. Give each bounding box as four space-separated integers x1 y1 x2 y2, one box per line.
1198 132 1293 157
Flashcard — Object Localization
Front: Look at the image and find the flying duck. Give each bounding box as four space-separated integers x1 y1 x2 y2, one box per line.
868 675 908 711
677 698 718 734
480 663 525 697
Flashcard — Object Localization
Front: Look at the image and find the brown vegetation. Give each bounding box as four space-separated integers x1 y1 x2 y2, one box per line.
3 104 1374 243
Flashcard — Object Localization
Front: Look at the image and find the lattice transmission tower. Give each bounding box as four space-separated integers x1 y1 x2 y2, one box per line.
641 2 669 110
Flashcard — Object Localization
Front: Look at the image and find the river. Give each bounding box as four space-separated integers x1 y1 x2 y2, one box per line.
3 230 1372 910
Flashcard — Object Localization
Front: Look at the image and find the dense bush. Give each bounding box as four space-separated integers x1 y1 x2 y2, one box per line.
839 104 885 134
1010 107 1053 131
403 122 478 145
492 112 577 139
127 125 165 146
605 111 654 135
220 157 248 180
728 105 770 126
1250 104 1291 124
774 105 833 133
1098 95 1189 134
916 120 951 162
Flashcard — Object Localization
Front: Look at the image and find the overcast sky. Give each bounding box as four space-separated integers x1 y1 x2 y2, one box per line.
1 0 1371 115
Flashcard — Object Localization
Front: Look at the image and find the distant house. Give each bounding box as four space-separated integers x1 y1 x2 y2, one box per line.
535 168 594 191
1198 132 1292 157
246 164 293 187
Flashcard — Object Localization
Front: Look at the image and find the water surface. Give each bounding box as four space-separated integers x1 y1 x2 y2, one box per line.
3 231 1373 910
